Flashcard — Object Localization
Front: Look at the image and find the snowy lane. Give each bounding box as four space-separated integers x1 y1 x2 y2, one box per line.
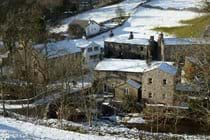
0 117 128 140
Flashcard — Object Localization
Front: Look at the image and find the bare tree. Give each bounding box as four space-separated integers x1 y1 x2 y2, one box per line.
115 6 126 24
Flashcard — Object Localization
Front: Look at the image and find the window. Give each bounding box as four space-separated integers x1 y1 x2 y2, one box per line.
162 94 166 99
148 92 152 98
81 48 85 53
140 46 143 51
94 46 99 51
111 83 114 88
87 47 93 52
163 79 167 85
103 84 109 93
148 78 152 84
124 88 129 95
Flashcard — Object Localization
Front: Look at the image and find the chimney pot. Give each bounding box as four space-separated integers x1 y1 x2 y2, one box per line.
128 32 134 40
150 36 154 41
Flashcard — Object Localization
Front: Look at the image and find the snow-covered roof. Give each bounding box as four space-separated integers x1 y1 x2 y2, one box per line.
164 38 210 46
127 79 141 89
34 39 101 58
95 59 175 74
105 36 149 45
34 40 82 59
76 40 100 49
145 63 177 75
34 39 101 59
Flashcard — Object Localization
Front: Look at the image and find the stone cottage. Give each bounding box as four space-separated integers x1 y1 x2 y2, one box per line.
70 20 101 37
94 58 177 105
104 33 210 62
104 35 149 60
142 63 177 105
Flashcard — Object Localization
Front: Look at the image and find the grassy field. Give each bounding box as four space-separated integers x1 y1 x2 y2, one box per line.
153 14 210 38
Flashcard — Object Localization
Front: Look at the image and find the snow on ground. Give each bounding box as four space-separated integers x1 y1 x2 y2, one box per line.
51 0 145 33
0 81 92 110
90 6 202 46
127 117 145 124
146 0 203 10
0 116 128 140
51 0 204 47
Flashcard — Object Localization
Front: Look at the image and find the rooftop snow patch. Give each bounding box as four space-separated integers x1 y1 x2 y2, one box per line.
127 79 141 89
34 39 100 59
105 36 149 45
145 63 177 75
95 59 175 74
164 38 210 45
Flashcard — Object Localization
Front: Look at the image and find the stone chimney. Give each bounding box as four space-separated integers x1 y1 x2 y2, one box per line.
146 36 154 65
128 32 134 40
157 33 165 61
109 30 114 37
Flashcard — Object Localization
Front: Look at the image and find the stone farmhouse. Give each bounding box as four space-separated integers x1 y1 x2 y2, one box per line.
104 33 210 62
0 39 84 83
94 59 177 105
95 32 210 106
104 35 149 59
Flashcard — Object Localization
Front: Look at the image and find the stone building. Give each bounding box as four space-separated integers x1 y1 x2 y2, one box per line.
104 35 149 60
70 20 101 37
104 33 210 62
34 39 83 82
0 39 84 83
94 58 177 105
158 36 210 61
142 63 177 105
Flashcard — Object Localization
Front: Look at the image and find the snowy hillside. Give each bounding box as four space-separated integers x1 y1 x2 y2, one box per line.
51 0 204 46
145 0 203 10
0 117 127 140
51 0 145 33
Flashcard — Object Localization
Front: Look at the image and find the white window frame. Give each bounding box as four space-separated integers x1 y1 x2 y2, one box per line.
124 88 129 95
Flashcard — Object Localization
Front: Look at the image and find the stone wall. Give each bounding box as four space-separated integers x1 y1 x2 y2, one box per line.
203 25 210 38
104 42 147 59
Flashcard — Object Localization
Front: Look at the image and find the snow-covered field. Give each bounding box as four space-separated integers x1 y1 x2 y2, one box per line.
0 116 128 140
145 0 203 10
90 6 202 46
50 0 205 47
51 0 145 33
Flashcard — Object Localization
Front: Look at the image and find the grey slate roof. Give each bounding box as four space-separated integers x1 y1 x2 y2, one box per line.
176 83 200 92
127 79 141 89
